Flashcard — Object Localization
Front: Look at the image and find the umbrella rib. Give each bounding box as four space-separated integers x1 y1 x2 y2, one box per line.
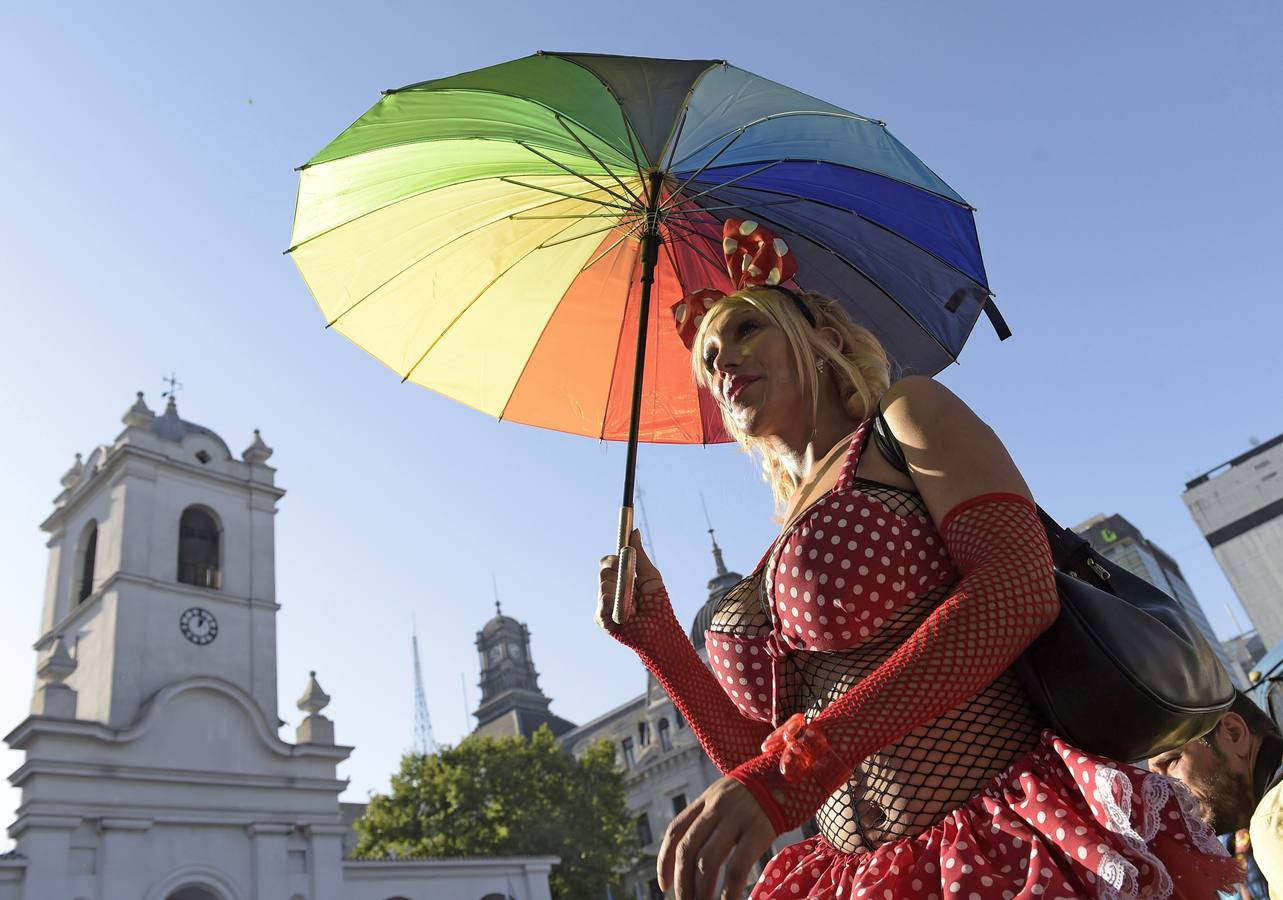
400 218 585 384
677 178 989 290
290 170 605 254
663 129 747 207
657 61 724 175
675 155 978 211
582 229 636 272
621 111 647 180
662 197 803 217
661 222 727 275
659 230 684 285
579 230 635 272
661 105 691 174
324 186 616 328
554 114 644 206
597 244 644 441
662 160 784 212
536 220 637 250
500 177 632 211
511 210 639 220
690 191 959 363
304 87 637 172
667 109 885 172
657 226 704 305
664 227 722 269
549 53 651 178
515 140 636 209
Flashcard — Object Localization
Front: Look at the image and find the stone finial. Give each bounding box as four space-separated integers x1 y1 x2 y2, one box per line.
122 391 155 428
60 453 84 489
36 636 77 683
162 393 179 417
296 671 335 745
33 637 79 717
242 428 274 464
297 671 330 715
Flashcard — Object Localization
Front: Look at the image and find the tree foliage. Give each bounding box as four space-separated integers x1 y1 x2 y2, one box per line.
353 725 636 899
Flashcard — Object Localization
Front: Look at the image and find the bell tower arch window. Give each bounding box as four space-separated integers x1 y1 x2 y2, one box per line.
75 519 98 603
177 506 221 589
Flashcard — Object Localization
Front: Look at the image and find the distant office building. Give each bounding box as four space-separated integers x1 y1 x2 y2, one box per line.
1224 630 1269 680
1075 513 1240 683
1183 433 1283 649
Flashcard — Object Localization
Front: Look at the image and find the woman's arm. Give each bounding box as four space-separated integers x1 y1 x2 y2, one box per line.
729 377 1060 833
599 530 773 773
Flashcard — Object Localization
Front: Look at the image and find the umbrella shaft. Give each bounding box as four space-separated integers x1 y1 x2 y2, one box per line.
613 171 663 627
620 172 665 512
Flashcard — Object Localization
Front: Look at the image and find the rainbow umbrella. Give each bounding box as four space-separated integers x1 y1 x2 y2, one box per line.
289 52 1005 616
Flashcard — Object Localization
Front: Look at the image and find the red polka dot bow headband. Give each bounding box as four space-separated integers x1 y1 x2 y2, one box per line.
671 218 811 350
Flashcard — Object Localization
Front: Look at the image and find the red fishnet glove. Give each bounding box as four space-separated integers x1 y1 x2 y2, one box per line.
612 579 772 773
730 493 1059 834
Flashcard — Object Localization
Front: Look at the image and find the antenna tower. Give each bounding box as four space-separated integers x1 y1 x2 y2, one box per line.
411 616 437 755
636 484 658 564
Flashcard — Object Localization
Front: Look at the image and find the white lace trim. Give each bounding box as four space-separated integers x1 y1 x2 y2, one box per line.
1167 772 1226 857
1091 764 1173 900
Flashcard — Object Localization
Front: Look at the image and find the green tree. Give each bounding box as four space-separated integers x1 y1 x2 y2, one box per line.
353 725 636 899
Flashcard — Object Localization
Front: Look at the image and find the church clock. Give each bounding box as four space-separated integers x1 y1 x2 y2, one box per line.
179 607 218 645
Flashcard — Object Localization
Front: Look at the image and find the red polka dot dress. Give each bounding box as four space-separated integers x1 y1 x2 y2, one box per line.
613 420 1239 899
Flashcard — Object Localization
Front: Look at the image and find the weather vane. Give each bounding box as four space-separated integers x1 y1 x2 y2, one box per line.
162 372 183 401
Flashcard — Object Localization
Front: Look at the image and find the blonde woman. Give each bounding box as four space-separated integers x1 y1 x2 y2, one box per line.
596 220 1236 900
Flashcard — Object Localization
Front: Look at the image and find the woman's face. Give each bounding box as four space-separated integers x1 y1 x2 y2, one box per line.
700 303 806 438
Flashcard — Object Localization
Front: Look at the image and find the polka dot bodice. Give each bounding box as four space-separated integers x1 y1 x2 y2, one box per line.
706 420 956 724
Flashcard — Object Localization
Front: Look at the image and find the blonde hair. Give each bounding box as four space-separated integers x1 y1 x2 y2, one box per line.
690 287 894 512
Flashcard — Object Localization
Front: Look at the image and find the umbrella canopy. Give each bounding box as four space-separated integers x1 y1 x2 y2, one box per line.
289 51 1004 446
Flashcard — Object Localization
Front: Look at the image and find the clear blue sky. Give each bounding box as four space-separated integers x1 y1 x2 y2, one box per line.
3 1 1280 838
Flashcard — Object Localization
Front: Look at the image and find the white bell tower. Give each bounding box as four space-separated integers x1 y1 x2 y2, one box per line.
32 391 284 727
4 392 352 900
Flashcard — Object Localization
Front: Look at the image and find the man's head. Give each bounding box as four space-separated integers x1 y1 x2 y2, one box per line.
1149 693 1281 833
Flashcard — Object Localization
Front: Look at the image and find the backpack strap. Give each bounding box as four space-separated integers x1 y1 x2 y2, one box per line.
872 408 910 476
873 403 1102 582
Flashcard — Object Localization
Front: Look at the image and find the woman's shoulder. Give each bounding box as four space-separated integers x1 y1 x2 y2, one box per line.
878 376 1030 515
879 376 978 440
881 374 960 410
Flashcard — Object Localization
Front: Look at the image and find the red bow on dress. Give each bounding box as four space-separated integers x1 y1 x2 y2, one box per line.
671 218 798 350
760 713 833 784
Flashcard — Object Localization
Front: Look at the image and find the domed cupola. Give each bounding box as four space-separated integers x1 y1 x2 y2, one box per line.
473 600 576 739
688 526 743 646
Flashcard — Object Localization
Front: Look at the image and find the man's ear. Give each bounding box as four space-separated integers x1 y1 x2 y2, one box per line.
1219 712 1252 754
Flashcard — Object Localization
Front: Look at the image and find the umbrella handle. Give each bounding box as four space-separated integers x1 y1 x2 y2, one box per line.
612 506 635 625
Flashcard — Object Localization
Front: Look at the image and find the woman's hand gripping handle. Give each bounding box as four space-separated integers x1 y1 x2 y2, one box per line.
597 528 663 632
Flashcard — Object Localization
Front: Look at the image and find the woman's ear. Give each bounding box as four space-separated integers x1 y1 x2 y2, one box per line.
817 325 844 356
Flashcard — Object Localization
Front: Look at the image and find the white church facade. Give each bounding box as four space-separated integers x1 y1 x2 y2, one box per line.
0 393 555 900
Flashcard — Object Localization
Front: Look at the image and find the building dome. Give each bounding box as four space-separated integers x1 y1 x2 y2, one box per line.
480 600 523 637
688 595 721 645
481 612 522 637
688 528 743 646
149 395 234 455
